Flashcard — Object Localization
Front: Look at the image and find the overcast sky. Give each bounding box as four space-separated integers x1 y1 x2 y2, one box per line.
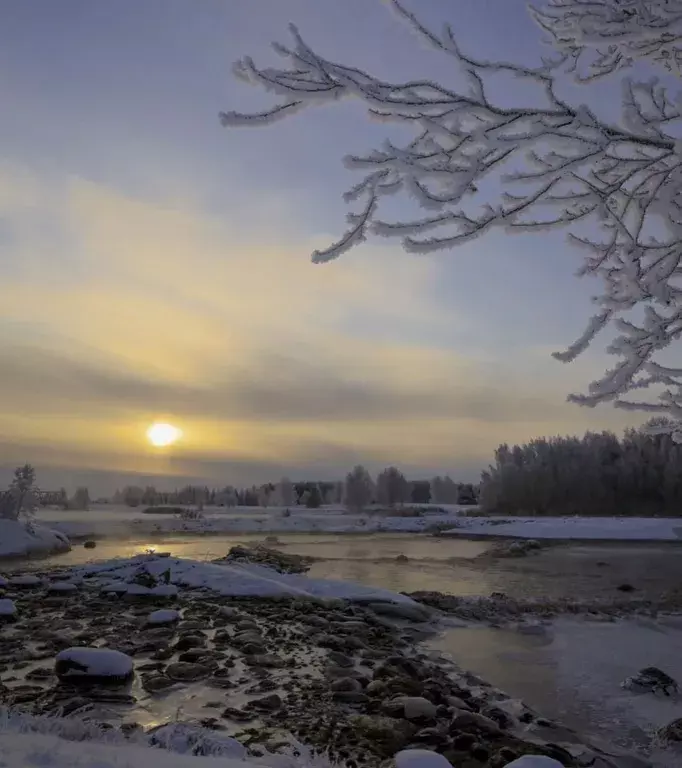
0 0 642 492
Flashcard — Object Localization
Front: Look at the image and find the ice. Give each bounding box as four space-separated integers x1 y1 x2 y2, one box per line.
0 598 16 617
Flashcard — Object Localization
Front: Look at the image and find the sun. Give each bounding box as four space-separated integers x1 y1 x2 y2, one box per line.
146 422 182 447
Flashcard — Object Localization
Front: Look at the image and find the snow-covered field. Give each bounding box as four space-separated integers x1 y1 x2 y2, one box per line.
0 519 71 558
444 516 682 541
34 504 467 540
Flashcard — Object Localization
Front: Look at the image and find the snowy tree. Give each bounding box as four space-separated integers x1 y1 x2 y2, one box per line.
1 464 37 520
344 465 375 513
275 477 295 507
430 475 459 504
222 0 682 436
257 484 272 508
216 485 238 507
376 466 409 507
123 485 144 508
333 480 345 505
69 487 90 511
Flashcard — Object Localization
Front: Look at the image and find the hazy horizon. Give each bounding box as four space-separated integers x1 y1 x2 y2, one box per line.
0 0 644 494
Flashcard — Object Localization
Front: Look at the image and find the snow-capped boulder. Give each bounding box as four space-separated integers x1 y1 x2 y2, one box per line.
148 609 180 626
395 749 451 768
502 758 564 768
0 598 17 621
0 520 70 559
0 576 8 589
55 647 134 685
10 574 42 588
48 581 79 594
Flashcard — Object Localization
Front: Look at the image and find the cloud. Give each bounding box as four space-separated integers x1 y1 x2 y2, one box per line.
0 162 640 487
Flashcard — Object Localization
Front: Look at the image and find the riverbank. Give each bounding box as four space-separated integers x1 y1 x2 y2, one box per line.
0 552 636 768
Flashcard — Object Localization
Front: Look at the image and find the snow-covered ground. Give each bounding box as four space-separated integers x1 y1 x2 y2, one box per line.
0 519 71 558
0 712 548 768
35 504 467 540
444 516 682 541
64 553 428 609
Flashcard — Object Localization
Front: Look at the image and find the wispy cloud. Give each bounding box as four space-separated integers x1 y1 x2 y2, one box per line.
0 163 638 486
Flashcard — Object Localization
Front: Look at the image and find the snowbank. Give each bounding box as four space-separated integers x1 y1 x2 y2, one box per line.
0 711 334 768
443 516 682 541
0 519 71 559
68 553 423 605
36 504 466 540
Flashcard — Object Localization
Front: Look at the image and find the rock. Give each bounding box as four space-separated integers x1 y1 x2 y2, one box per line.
481 706 514 729
657 717 682 742
616 583 636 593
243 653 285 668
248 693 282 711
396 554 409 562
10 575 42 589
48 582 78 594
83 541 97 549
165 662 212 681
222 706 256 722
331 677 362 693
235 620 259 632
403 696 438 721
55 648 134 685
622 666 678 695
333 691 369 704
175 634 206 651
241 642 267 655
450 712 503 736
351 715 416 755
148 609 180 626
328 651 354 668
446 695 472 711
367 602 431 622
0 598 17 621
218 606 240 619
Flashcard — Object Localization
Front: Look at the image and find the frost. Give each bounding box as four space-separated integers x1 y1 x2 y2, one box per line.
220 0 682 431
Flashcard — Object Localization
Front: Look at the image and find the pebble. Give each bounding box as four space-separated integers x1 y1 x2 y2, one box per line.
330 677 362 692
165 662 211 681
328 651 354 668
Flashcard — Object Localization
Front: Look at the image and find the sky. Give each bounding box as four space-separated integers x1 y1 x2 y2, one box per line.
0 0 644 493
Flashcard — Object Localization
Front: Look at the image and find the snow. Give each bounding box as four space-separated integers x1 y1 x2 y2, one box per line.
0 598 16 616
0 519 71 558
35 504 467 540
55 647 134 679
395 749 451 768
148 609 180 625
47 581 78 593
67 554 424 605
0 709 335 768
443 516 682 541
503 759 563 768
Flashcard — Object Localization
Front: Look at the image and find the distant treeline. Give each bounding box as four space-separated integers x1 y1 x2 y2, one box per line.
480 424 682 516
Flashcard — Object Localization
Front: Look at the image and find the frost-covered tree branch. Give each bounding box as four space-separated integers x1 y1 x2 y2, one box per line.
221 0 682 437
530 0 682 79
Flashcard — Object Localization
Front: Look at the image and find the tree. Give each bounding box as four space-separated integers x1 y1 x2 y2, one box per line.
2 464 37 520
275 477 295 507
376 466 409 507
70 487 90 511
123 485 144 508
222 0 682 435
344 465 374 513
304 484 323 508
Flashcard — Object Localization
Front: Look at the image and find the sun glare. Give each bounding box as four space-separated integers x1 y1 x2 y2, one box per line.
147 422 182 447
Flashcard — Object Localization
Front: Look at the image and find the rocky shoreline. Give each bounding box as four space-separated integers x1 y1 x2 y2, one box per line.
0 550 661 768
